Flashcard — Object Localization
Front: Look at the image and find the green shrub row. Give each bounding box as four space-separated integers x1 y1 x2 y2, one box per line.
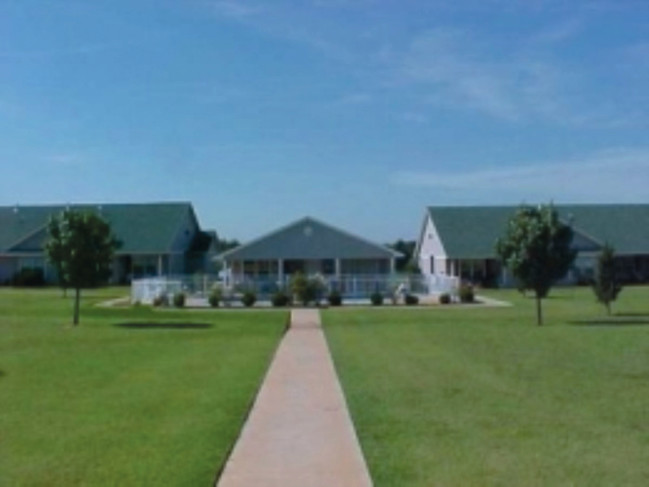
371 292 420 306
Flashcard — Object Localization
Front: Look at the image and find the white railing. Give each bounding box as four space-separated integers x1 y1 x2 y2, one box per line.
426 274 460 295
226 273 446 298
131 275 221 304
131 273 461 304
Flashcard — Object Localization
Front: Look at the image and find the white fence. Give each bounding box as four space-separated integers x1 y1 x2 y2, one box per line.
131 273 461 304
131 275 221 304
426 274 460 295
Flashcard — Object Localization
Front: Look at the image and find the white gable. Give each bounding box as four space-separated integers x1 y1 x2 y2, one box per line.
417 215 447 276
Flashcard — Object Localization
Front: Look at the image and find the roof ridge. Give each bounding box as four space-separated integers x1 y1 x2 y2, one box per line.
0 201 192 211
216 216 400 260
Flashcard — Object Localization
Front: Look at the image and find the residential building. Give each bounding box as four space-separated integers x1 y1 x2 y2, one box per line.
216 216 401 296
0 202 217 284
416 204 649 286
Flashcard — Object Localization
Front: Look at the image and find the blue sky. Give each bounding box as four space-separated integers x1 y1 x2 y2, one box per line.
1 0 648 241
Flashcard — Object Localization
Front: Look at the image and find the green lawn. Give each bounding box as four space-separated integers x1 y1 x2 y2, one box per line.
324 286 649 486
0 287 287 486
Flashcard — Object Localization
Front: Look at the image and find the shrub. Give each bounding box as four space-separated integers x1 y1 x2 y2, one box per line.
153 294 169 307
404 294 419 305
290 273 327 306
241 290 257 307
308 276 327 306
370 292 384 306
271 290 291 307
11 268 45 287
439 293 451 304
327 290 343 306
208 289 222 308
290 272 310 306
459 284 475 303
173 292 186 308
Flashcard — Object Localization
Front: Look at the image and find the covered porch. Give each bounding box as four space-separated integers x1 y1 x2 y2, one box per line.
215 217 401 296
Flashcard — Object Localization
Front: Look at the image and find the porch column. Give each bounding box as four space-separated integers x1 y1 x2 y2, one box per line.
335 258 342 277
157 254 163 276
222 260 228 287
278 259 284 286
390 258 396 275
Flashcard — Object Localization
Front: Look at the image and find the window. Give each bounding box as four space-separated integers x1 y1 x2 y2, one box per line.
430 256 435 274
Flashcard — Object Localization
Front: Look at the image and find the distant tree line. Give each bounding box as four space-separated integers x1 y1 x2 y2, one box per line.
215 237 240 253
386 239 419 273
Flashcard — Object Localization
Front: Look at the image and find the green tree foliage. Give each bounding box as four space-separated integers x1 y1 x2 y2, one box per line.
592 243 622 315
215 237 240 253
496 205 576 326
45 219 70 296
45 210 120 325
289 272 326 306
387 239 419 273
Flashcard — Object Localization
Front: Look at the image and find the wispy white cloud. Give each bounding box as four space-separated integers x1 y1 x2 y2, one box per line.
392 28 585 123
392 147 649 202
399 112 428 123
208 0 265 19
43 154 84 167
529 18 583 44
335 92 373 105
195 2 645 126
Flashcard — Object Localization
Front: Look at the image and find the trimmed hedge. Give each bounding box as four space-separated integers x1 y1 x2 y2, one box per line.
404 294 419 305
241 291 257 307
328 290 343 306
271 290 291 307
173 292 186 308
208 289 221 308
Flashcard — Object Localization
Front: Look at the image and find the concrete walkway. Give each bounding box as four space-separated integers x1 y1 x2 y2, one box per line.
217 309 373 487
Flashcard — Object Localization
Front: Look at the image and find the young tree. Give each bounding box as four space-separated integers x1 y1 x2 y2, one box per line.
45 218 70 297
45 210 120 325
387 240 418 273
496 205 576 326
592 243 622 315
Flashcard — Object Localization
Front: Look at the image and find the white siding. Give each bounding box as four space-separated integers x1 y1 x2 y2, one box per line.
417 216 448 277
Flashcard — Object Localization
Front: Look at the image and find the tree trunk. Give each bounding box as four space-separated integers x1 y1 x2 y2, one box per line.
73 288 81 326
536 293 543 326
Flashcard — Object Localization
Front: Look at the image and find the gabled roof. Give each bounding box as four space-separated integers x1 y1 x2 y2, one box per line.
426 204 649 259
0 202 196 254
217 217 400 261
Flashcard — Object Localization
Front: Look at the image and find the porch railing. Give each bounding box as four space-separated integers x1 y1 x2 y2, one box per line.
131 273 460 304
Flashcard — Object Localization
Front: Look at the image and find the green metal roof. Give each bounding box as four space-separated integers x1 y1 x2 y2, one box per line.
218 217 400 261
427 204 649 259
0 202 195 254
